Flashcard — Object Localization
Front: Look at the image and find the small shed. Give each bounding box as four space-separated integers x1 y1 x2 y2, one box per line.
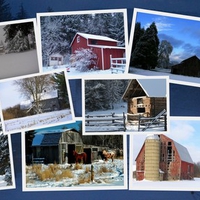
70 32 125 70
49 53 64 66
122 79 167 120
171 55 200 77
135 134 194 181
31 129 83 164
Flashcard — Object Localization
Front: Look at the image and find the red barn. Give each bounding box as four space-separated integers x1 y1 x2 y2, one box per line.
70 32 125 70
135 134 194 181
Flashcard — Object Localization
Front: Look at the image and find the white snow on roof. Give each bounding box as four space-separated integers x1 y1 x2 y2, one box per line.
77 32 118 42
39 90 58 100
174 141 193 164
138 79 166 97
87 44 125 49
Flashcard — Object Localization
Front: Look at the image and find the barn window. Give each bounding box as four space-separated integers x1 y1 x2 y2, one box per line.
137 107 145 113
77 36 80 43
91 39 97 44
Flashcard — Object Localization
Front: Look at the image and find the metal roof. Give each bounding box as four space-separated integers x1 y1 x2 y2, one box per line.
173 141 193 164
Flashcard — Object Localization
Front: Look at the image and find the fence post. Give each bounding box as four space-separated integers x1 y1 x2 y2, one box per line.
110 54 113 73
164 114 167 131
123 112 126 132
138 115 141 131
91 164 94 182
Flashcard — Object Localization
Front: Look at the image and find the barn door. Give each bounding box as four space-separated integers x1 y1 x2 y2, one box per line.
84 148 91 164
68 144 75 164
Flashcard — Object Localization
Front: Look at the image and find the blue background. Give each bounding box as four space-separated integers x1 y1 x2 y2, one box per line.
2 0 200 199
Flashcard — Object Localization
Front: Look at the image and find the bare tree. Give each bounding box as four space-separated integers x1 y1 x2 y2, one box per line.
14 74 54 114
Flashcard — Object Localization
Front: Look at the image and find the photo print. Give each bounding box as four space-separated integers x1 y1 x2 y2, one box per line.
129 118 200 191
0 70 74 133
22 120 126 191
0 18 39 79
0 133 15 190
37 9 128 76
128 8 200 85
82 75 169 134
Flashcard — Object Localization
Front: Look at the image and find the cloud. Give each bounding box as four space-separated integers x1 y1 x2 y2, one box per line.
145 17 173 32
169 120 195 142
158 33 184 48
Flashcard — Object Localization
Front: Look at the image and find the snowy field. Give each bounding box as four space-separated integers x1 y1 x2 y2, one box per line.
3 109 73 133
0 175 7 187
130 177 200 191
129 67 200 86
0 50 39 79
43 65 125 76
25 159 124 190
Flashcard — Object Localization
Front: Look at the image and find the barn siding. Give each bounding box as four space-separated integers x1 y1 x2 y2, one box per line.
135 134 194 181
128 97 166 117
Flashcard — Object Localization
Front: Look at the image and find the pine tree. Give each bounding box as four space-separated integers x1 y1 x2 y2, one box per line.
0 0 12 22
131 22 159 69
16 3 29 19
0 134 12 185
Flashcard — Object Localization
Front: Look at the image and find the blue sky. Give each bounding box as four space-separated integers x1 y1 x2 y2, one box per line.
132 118 200 164
134 11 200 63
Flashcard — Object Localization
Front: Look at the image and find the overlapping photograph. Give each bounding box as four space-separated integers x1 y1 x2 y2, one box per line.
128 8 200 86
22 120 126 191
0 18 39 79
83 75 169 134
129 118 200 191
0 70 74 133
37 9 128 76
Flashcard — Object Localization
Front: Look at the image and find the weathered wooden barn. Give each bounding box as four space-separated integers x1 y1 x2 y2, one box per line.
122 79 167 120
70 32 125 70
171 55 200 77
135 134 194 181
49 53 64 66
31 129 84 164
20 89 60 114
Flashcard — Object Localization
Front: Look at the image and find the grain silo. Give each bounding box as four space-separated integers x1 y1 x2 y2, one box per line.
144 134 160 181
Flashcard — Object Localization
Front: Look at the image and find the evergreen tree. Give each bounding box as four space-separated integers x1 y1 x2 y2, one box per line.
4 22 35 53
0 0 12 22
51 72 70 109
16 3 29 19
131 22 159 69
0 134 12 185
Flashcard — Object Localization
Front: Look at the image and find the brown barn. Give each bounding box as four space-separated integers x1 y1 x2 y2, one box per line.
171 55 200 77
135 134 194 181
70 32 125 70
122 79 167 121
31 129 84 164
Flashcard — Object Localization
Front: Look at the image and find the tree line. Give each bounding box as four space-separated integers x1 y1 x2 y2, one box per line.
40 12 125 66
130 22 173 70
85 79 129 112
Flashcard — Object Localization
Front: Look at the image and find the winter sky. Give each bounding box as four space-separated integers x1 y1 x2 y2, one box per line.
132 118 200 164
0 80 24 109
133 10 200 63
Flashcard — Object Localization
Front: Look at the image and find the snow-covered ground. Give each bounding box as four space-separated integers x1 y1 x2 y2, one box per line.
85 101 166 133
43 65 125 76
129 67 200 86
0 50 39 79
130 177 200 191
25 159 124 190
3 109 73 133
0 175 7 187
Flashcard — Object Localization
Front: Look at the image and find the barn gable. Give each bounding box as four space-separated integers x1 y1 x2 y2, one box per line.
122 79 167 119
122 79 166 101
135 134 194 181
171 55 200 77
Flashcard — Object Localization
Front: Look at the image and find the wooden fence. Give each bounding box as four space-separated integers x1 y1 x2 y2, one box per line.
110 55 126 73
85 112 126 132
138 109 167 131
